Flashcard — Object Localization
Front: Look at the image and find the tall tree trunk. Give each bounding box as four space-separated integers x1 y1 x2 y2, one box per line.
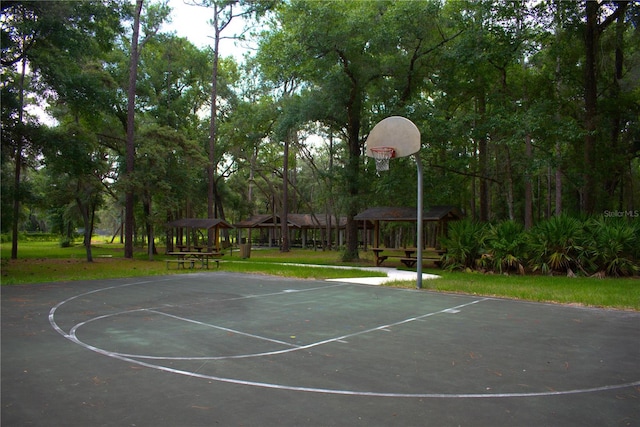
343 92 362 261
11 49 27 260
76 182 93 263
583 0 598 214
553 1 563 216
582 1 626 213
281 135 290 252
165 211 173 253
246 146 258 245
144 197 154 260
555 140 562 215
326 132 334 250
517 1 533 228
546 166 552 218
477 93 490 222
504 145 515 221
89 203 96 247
607 2 627 208
125 0 143 258
214 180 229 248
207 4 221 252
524 134 533 229
249 146 257 207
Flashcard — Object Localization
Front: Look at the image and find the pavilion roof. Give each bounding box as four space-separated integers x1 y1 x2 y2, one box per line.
166 218 234 229
234 213 347 229
354 206 463 222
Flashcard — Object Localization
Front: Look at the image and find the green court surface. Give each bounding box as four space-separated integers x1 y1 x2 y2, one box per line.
2 272 639 426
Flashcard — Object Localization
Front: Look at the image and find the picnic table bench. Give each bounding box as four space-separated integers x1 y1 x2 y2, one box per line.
165 258 195 269
372 247 445 267
166 251 223 270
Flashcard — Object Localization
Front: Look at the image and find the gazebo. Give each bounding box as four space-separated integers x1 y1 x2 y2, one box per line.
354 206 463 249
234 213 347 248
166 218 234 253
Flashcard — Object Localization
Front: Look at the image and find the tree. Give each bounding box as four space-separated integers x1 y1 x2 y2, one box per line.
257 1 471 258
4 0 639 255
132 28 214 256
186 0 273 251
124 0 143 258
259 1 385 259
582 1 625 213
42 123 111 262
1 0 124 257
126 125 207 259
2 2 32 258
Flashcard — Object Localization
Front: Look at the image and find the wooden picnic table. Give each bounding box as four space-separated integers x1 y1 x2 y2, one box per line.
372 247 409 266
174 245 207 252
166 251 223 269
371 247 445 267
371 247 386 265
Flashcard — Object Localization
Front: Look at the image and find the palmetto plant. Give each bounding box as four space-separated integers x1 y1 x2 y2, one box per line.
440 219 488 270
527 215 584 275
484 221 527 274
582 217 639 277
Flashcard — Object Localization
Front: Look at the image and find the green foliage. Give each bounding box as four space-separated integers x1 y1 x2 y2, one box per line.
4 0 640 265
581 217 639 277
440 216 639 277
1 232 63 243
527 215 584 275
484 220 527 274
440 219 488 270
59 237 72 248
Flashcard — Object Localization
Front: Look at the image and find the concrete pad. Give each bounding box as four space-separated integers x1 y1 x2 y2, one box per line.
326 266 440 285
248 262 442 285
2 273 638 426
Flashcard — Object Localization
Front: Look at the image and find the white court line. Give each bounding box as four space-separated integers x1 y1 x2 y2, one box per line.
50 277 347 339
145 309 300 348
51 278 351 361
49 275 640 399
54 329 640 399
67 298 489 361
49 277 177 339
150 282 350 311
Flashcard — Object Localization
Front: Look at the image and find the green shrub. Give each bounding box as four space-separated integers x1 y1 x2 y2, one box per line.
527 215 584 275
22 232 64 242
484 220 526 274
581 217 639 277
1 232 64 243
59 237 72 248
440 219 488 270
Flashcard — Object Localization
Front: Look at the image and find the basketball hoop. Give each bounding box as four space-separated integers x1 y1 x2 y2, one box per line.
366 116 423 289
370 147 395 172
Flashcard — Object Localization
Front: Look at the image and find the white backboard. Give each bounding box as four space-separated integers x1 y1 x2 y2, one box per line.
365 116 421 158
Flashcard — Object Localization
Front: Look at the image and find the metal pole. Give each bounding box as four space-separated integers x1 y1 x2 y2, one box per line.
415 153 423 289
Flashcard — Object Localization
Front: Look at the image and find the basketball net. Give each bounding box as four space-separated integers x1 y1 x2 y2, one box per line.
370 147 395 173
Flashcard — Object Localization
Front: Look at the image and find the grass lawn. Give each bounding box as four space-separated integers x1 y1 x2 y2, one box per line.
1 241 638 311
411 270 639 311
0 242 386 284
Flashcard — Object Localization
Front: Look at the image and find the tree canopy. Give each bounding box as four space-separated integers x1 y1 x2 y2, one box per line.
2 0 639 260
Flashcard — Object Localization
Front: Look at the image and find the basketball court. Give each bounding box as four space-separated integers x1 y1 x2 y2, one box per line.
2 271 639 426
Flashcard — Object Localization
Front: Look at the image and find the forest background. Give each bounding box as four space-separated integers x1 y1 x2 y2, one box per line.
2 1 639 267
